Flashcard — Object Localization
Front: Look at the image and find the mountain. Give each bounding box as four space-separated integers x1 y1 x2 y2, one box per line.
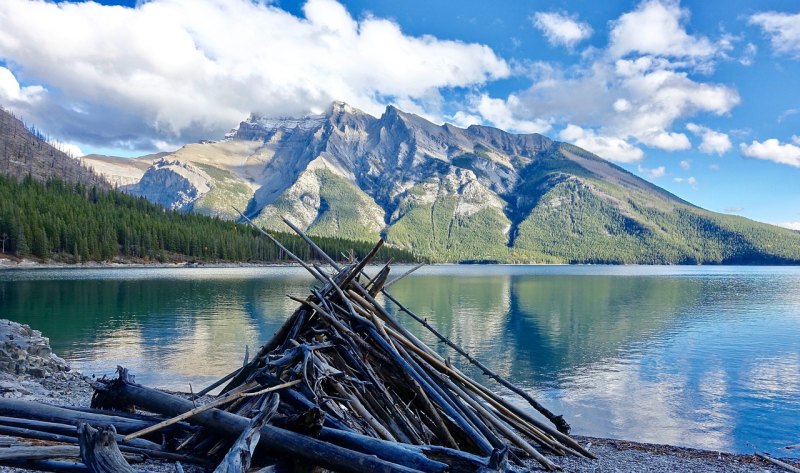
0 107 106 188
84 102 800 264
0 106 415 264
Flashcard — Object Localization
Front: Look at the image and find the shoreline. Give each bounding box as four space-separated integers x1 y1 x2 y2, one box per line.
5 257 800 271
2 319 799 472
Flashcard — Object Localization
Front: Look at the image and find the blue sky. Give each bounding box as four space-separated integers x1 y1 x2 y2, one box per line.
0 0 798 228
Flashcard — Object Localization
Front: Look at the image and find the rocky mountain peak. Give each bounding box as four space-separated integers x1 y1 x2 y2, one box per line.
79 102 800 264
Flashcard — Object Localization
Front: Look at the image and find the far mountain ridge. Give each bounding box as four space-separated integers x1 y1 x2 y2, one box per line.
83 101 800 264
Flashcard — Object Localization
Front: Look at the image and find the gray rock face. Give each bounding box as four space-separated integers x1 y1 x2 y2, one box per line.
0 320 70 378
225 101 561 222
127 158 213 211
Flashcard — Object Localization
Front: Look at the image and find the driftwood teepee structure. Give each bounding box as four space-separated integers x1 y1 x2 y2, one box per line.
0 214 594 472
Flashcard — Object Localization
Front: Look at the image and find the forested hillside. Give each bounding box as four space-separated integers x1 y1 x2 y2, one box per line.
0 175 417 263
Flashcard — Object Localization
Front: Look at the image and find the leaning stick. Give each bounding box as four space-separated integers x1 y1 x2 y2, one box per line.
234 209 325 282
383 263 425 288
756 453 800 473
123 380 300 442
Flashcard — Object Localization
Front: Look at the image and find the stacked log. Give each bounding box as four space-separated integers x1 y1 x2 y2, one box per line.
0 214 594 472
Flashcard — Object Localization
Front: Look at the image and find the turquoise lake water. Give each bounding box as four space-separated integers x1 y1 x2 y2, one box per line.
1 265 798 457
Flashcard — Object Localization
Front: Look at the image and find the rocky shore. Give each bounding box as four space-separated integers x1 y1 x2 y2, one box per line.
0 319 798 472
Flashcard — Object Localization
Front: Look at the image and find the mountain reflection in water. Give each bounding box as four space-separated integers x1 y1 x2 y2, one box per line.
1 265 798 457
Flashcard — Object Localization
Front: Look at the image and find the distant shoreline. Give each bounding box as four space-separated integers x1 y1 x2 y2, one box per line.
3 255 800 269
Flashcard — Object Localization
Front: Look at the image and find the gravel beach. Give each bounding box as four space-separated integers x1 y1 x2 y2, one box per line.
1 319 798 472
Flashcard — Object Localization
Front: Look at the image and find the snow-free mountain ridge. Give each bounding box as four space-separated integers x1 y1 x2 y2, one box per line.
83 102 800 264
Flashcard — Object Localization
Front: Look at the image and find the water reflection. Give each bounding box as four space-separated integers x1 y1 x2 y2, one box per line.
0 267 315 387
1 265 798 456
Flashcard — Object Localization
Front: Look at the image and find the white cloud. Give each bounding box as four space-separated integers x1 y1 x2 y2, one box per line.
470 94 551 134
637 164 666 179
0 66 44 104
47 140 84 158
608 0 719 60
673 176 697 188
793 135 800 145
449 111 483 129
0 0 509 150
532 12 592 48
680 159 691 170
740 139 800 167
637 129 691 151
778 222 800 231
513 56 739 154
559 124 644 162
686 123 732 155
708 163 720 171
749 12 800 58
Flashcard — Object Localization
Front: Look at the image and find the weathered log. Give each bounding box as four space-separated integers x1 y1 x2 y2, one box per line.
0 459 88 473
756 453 800 473
96 373 434 473
0 424 207 465
213 394 278 473
0 445 80 461
123 380 299 442
0 416 163 451
0 399 178 435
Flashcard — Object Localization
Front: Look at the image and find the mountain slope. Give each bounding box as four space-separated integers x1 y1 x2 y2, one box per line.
84 102 800 264
0 107 106 187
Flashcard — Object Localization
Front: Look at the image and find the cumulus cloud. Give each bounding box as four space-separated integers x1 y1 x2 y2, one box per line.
511 56 738 153
686 123 732 155
637 164 666 179
779 222 800 231
0 66 44 104
680 159 691 170
0 0 509 151
532 12 592 48
749 12 800 58
740 138 800 167
559 124 644 162
469 94 551 134
608 0 720 60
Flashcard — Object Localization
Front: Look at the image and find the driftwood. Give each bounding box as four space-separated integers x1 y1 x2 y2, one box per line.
77 423 135 473
0 211 590 472
213 394 278 473
756 453 800 473
0 445 81 461
0 416 163 451
0 399 192 436
95 369 455 473
0 459 88 473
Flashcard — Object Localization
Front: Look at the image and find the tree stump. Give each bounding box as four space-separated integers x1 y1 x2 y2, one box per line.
77 423 134 473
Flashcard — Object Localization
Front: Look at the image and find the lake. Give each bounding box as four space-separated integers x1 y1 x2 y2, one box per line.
1 265 798 457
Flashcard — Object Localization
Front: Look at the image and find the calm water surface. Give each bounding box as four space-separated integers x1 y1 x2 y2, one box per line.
1 265 798 457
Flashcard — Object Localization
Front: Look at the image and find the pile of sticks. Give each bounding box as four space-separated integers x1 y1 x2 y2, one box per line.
0 215 594 472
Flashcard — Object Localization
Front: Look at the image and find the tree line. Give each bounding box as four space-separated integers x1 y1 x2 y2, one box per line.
0 174 419 264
